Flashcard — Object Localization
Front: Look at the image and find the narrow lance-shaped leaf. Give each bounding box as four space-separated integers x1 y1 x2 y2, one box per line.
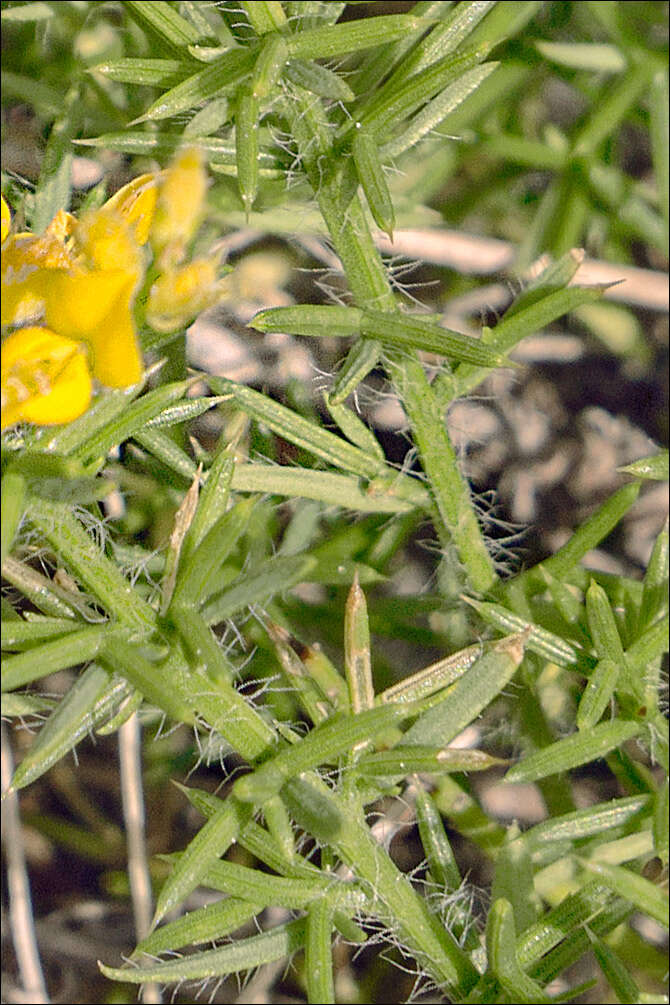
134 47 256 123
170 497 255 608
352 127 395 240
401 632 528 747
101 918 307 984
510 481 641 595
579 859 668 929
1 471 26 565
637 517 669 636
505 719 642 784
153 799 254 925
356 44 491 141
252 34 288 98
324 394 385 462
134 898 263 957
73 379 199 466
251 304 362 338
207 375 386 479
487 899 553 1004
305 899 335 1005
589 931 642 1005
617 449 669 481
24 497 156 632
236 88 259 216
344 575 374 713
180 445 234 563
234 703 411 804
382 62 498 158
124 0 201 53
201 552 317 626
362 308 510 367
92 58 191 87
577 658 620 731
379 642 482 705
9 668 129 791
284 59 355 102
2 624 119 692
285 14 435 61
242 0 287 34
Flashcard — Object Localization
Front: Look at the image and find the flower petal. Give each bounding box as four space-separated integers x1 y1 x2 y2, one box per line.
1 326 92 429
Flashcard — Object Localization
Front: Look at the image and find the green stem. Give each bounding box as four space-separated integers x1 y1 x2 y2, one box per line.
284 86 496 593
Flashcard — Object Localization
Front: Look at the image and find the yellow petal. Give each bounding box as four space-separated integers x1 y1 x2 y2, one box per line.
103 172 159 246
146 259 219 333
40 269 143 387
1 326 92 429
75 208 144 282
151 147 207 269
1 196 11 243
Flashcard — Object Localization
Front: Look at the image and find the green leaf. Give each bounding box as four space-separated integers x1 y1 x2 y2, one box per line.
462 597 587 670
233 704 410 804
24 498 156 632
505 720 642 783
286 14 433 60
523 795 649 848
513 481 642 594
134 899 262 956
2 624 119 692
361 309 510 367
382 62 498 158
589 932 642 1005
207 376 386 479
402 632 527 747
170 498 255 608
153 799 253 925
1 617 83 651
9 669 130 791
577 658 620 730
617 450 669 481
230 464 425 513
251 304 362 338
92 58 191 87
124 0 201 54
134 47 256 123
235 88 259 215
73 380 198 466
284 59 354 102
101 918 307 984
487 899 553 1003
451 283 609 397
358 745 504 777
32 84 81 233
306 900 335 1005
357 44 491 140
353 127 395 239
1 471 26 565
579 860 668 929
379 642 482 705
535 41 627 73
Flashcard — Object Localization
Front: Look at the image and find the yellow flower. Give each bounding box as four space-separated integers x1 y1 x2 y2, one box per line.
147 259 220 333
2 205 145 391
1 326 92 429
1 147 220 430
1 196 11 243
150 147 207 269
